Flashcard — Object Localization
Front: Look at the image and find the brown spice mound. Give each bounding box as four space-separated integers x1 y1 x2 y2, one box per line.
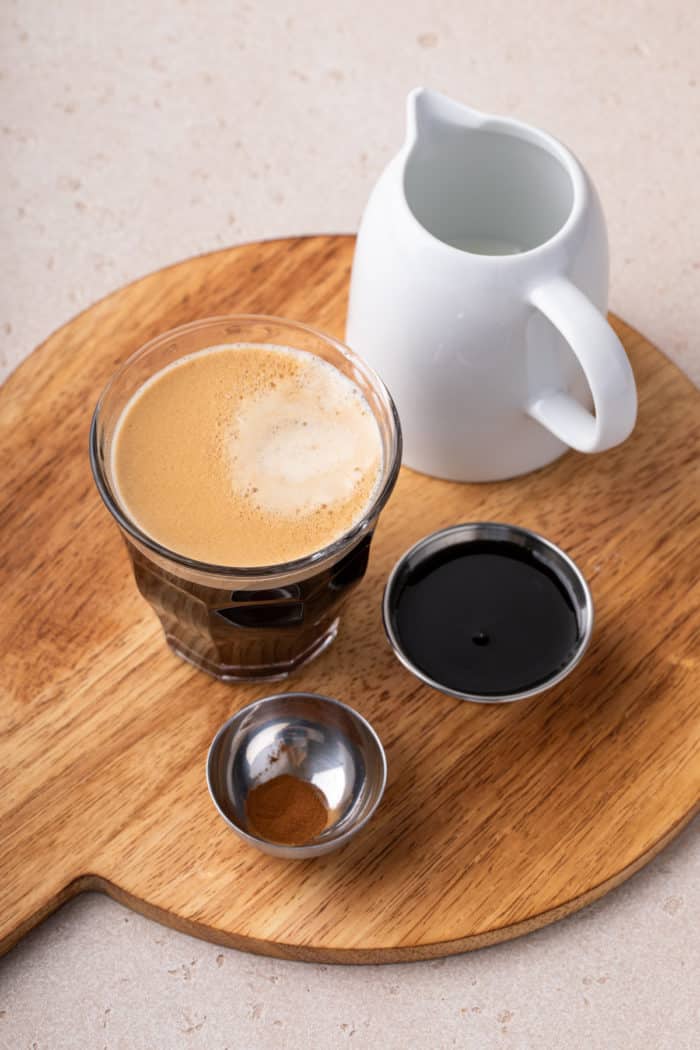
245 774 328 845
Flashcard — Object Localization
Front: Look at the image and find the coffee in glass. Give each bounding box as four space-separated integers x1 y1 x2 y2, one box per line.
90 316 401 680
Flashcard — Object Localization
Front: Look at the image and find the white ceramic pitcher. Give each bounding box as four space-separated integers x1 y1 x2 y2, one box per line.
346 88 637 481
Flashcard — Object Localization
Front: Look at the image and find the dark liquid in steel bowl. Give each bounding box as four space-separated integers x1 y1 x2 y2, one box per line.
393 540 581 697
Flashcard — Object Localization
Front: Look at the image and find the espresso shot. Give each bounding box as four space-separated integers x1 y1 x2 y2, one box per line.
90 316 401 680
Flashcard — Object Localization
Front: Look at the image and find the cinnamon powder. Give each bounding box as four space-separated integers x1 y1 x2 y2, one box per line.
245 774 328 845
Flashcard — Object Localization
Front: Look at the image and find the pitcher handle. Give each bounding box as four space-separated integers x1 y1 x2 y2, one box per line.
526 277 637 452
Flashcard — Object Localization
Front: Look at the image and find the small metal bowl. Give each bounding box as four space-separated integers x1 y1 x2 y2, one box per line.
383 522 594 704
206 692 387 859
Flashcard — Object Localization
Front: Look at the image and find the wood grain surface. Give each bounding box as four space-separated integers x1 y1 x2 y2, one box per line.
1 235 698 963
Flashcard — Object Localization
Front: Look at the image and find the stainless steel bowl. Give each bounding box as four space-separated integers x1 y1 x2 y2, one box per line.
206 692 387 858
383 522 594 704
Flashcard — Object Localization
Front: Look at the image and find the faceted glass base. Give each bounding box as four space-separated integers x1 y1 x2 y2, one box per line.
165 617 340 682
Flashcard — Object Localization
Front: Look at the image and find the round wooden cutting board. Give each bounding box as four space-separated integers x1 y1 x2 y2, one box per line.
1 236 698 963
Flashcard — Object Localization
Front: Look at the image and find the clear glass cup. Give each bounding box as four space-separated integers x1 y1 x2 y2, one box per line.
90 315 402 680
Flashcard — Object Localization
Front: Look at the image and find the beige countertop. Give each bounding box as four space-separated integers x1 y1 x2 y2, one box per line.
1 1 698 1047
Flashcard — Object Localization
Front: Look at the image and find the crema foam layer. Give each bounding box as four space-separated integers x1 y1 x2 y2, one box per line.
111 344 383 566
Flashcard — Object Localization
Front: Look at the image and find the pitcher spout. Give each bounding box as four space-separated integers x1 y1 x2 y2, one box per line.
405 88 486 149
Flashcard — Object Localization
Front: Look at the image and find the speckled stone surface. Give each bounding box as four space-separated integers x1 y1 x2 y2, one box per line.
0 1 698 1047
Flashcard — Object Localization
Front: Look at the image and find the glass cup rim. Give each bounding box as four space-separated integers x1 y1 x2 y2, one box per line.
89 313 403 579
